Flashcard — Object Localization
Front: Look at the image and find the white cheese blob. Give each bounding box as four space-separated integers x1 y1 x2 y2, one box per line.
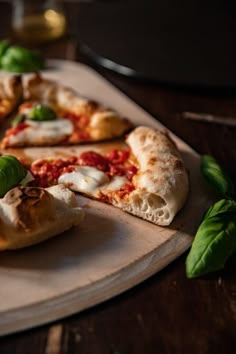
58 166 128 197
9 119 73 145
59 166 109 196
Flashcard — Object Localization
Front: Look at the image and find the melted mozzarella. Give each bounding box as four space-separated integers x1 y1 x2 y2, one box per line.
9 119 73 145
59 166 109 196
58 166 128 197
20 171 34 186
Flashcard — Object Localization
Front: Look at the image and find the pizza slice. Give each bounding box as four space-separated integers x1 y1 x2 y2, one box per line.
1 73 132 147
30 126 189 226
0 155 84 250
0 74 23 122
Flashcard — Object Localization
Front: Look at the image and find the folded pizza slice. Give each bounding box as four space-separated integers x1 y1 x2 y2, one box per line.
1 73 132 147
30 126 189 226
0 155 84 250
0 74 23 122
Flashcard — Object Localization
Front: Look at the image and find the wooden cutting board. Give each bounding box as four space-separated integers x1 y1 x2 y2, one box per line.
0 60 212 336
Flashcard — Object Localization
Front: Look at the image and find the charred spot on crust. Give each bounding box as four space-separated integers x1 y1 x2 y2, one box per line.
3 187 24 205
87 100 99 111
23 187 44 198
11 75 22 87
174 159 184 170
139 134 146 144
148 157 157 165
3 186 53 231
3 186 48 206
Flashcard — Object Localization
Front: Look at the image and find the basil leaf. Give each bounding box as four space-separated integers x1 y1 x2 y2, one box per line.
28 104 56 121
204 198 236 219
186 212 236 278
1 46 44 73
0 155 27 197
201 155 234 198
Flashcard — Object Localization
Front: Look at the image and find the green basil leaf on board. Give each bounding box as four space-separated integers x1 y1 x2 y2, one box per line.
204 198 236 219
186 210 236 278
28 104 57 121
201 155 234 198
0 45 44 73
0 155 27 197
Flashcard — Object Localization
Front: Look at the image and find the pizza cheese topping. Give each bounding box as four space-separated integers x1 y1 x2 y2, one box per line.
30 156 77 187
58 166 128 197
3 101 93 146
6 121 30 136
31 149 138 199
3 119 74 147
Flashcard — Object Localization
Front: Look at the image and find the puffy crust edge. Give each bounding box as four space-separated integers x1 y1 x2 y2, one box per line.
0 75 23 119
0 184 84 250
24 74 133 141
112 126 189 225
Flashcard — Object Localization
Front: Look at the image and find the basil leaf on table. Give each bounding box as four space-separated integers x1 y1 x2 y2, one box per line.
186 213 236 278
204 198 236 219
186 199 236 279
201 155 234 198
0 45 44 73
186 155 236 279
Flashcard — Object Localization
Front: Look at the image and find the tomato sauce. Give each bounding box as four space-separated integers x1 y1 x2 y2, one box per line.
78 151 109 172
78 149 138 181
31 149 138 198
62 111 91 142
98 182 135 203
6 122 29 137
31 156 78 187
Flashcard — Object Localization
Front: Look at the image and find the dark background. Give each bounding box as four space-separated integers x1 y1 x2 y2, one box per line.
77 0 236 88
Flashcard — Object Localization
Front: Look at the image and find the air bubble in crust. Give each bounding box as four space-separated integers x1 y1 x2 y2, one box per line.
147 194 166 209
164 211 170 220
132 194 143 209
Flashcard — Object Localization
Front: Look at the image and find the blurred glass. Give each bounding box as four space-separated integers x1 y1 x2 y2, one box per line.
12 0 67 43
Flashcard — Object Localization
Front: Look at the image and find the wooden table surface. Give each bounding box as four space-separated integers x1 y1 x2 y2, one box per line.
0 2 235 353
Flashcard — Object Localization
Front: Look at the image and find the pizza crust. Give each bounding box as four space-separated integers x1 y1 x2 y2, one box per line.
30 127 189 226
111 127 189 225
0 184 84 250
24 73 132 142
0 75 23 121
